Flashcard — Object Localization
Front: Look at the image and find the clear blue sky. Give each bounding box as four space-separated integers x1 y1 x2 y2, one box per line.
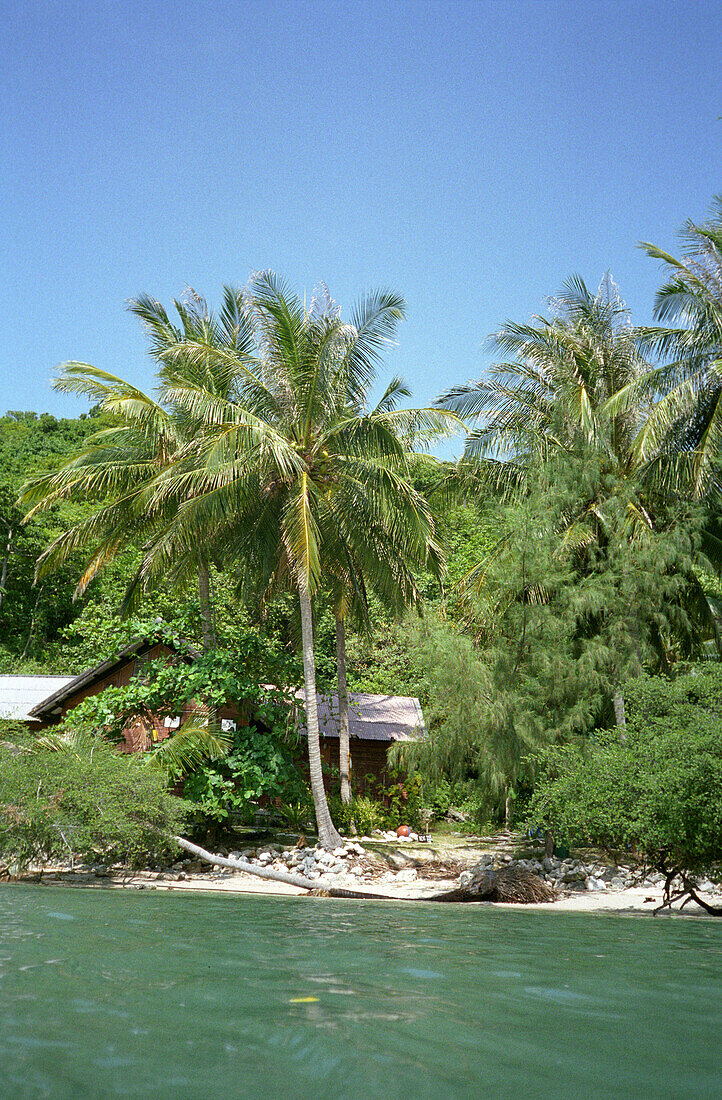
3 0 721 447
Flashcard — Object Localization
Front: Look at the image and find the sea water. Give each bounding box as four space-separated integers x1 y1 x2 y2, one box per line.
0 884 720 1098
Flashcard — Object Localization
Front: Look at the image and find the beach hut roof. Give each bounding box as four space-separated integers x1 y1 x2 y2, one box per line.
0 675 76 721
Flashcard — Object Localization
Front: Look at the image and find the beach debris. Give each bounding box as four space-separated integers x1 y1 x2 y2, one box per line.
174 836 392 899
437 864 555 904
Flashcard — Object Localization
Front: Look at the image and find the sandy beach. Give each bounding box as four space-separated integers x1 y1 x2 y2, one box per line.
16 864 720 917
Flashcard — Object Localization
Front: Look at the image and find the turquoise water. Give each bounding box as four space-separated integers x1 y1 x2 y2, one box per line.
0 885 720 1098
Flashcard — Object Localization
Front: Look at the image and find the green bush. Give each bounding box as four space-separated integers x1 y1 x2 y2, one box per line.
325 793 386 836
277 797 315 833
183 724 307 828
526 673 722 883
0 732 190 871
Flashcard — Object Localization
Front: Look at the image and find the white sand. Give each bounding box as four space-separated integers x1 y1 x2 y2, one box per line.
22 867 718 916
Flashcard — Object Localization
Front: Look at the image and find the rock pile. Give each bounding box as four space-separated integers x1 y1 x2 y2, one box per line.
173 840 372 887
359 830 426 843
459 853 667 895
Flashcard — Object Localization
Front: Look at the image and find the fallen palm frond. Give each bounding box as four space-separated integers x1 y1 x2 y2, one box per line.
433 864 555 904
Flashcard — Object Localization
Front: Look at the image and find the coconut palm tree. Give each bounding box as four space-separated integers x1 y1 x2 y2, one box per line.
439 274 649 481
438 275 722 720
327 509 435 804
20 288 247 650
637 197 722 499
136 274 454 846
436 273 721 529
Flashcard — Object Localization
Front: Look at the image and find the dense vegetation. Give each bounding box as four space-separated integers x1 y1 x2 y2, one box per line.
0 728 189 871
527 666 722 911
2 198 722 889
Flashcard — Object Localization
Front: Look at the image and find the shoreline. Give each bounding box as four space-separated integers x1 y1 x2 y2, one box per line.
8 867 719 917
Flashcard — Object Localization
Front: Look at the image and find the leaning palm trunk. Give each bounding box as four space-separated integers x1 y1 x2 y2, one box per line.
174 837 388 898
335 612 352 804
299 586 344 849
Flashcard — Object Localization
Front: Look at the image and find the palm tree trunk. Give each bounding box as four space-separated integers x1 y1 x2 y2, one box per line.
21 584 44 659
175 836 393 899
198 562 222 738
198 562 215 651
335 611 352 804
299 584 343 849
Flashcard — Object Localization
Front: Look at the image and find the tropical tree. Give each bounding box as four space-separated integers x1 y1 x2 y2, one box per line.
134 274 453 846
20 288 244 651
438 274 650 484
637 196 722 499
438 275 721 658
420 275 721 821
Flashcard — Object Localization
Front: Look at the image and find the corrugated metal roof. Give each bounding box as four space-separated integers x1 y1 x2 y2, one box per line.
29 635 201 719
0 676 76 721
303 692 425 742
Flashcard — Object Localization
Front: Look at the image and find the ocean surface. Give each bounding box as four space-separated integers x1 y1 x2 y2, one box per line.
0 884 720 1098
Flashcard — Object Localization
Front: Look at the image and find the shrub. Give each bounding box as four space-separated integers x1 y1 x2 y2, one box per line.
0 732 190 871
526 720 722 885
182 724 307 828
325 793 386 836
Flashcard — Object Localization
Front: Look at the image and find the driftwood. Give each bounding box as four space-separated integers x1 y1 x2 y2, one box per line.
174 837 393 900
175 837 556 905
433 865 555 904
654 869 722 917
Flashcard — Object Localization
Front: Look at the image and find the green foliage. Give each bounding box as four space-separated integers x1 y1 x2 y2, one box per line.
419 776 485 823
66 635 298 744
0 731 189 871
0 408 117 666
527 666 722 880
183 724 306 826
406 439 713 820
277 797 315 832
326 793 385 835
61 638 305 830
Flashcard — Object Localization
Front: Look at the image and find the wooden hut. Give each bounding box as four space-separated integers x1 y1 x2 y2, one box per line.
23 637 425 782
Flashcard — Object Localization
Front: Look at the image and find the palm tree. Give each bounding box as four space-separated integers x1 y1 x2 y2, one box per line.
439 274 649 481
20 288 247 650
327 508 435 805
637 196 722 499
137 274 453 847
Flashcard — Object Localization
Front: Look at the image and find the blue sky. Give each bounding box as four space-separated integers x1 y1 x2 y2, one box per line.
3 0 721 449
